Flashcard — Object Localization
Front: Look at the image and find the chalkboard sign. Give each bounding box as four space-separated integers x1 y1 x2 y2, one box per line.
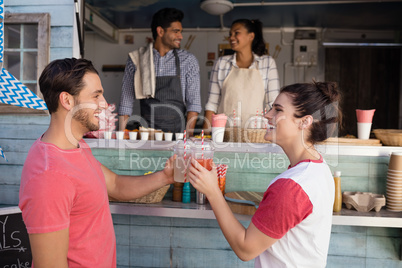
0 207 32 268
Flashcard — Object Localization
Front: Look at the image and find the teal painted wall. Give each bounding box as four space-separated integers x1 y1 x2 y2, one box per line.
1 114 401 267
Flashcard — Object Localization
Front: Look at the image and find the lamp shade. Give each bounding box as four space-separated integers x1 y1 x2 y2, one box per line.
200 0 234 16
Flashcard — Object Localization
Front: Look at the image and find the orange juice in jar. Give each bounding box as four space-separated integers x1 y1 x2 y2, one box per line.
196 158 213 171
191 141 214 168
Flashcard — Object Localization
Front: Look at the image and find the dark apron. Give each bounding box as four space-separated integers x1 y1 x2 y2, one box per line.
140 50 186 133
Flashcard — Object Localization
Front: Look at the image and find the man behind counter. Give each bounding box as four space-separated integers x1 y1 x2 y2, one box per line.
118 7 201 136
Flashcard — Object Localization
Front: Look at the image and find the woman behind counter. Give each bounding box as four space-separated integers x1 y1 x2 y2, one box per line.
190 81 342 267
203 19 280 132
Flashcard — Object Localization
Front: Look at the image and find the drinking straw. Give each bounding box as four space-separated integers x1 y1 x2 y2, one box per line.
233 109 236 127
255 109 258 128
184 130 187 182
217 164 221 186
201 130 204 159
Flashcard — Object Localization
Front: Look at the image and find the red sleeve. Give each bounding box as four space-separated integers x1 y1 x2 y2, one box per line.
19 170 76 234
251 178 313 239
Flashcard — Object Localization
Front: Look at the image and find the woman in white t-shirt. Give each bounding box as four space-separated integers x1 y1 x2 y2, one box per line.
189 81 342 268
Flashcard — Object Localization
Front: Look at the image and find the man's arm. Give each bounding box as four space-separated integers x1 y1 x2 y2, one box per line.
186 111 198 137
28 229 69 268
119 115 129 131
202 110 215 135
183 54 201 136
101 156 175 201
118 57 136 130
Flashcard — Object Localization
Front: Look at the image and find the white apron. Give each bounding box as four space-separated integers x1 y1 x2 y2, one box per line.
217 66 265 128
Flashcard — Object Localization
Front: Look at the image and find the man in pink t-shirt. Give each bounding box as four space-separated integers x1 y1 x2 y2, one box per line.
19 58 174 267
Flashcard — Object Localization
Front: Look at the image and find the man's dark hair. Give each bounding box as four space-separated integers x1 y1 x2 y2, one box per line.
151 8 184 40
39 58 98 114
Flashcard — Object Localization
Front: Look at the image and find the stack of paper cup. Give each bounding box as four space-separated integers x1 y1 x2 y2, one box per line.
356 109 375 140
386 152 402 211
211 114 227 143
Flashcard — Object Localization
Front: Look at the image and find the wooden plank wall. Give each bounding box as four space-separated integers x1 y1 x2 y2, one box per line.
1 115 401 267
325 47 401 136
6 0 75 60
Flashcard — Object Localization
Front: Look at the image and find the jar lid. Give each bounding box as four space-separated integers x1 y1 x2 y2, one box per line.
334 171 341 177
193 140 214 150
172 140 193 149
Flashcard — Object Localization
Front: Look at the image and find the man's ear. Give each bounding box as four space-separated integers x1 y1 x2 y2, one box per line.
156 26 164 38
59 92 74 111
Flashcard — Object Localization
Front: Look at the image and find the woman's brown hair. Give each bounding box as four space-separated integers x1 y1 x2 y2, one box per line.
281 81 343 144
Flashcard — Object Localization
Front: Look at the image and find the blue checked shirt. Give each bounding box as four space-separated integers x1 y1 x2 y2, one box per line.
205 53 280 112
118 48 202 115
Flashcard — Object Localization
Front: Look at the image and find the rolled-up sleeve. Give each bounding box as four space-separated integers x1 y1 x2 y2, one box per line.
118 57 136 116
184 55 202 113
266 57 280 108
204 58 223 113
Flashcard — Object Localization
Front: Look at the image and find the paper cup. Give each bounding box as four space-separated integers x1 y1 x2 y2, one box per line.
389 152 402 171
386 192 402 198
387 174 402 180
141 132 149 141
248 116 262 129
386 206 402 212
388 169 402 175
211 114 228 128
104 131 112 139
155 132 163 141
262 118 268 129
387 176 402 182
257 117 262 129
356 109 375 123
387 199 402 206
387 205 402 210
212 127 225 143
388 171 402 178
129 132 137 140
387 180 402 187
387 188 402 194
175 133 184 140
116 131 124 140
357 122 372 140
164 133 173 141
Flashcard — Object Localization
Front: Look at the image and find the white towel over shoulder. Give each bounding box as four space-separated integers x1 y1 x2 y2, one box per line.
128 43 155 99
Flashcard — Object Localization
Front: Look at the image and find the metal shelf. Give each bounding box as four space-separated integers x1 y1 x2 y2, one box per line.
109 200 402 228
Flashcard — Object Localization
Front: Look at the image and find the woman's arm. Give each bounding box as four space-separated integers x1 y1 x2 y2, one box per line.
188 159 277 261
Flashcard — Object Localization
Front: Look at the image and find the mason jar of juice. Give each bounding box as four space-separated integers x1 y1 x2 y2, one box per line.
172 140 192 183
191 141 214 171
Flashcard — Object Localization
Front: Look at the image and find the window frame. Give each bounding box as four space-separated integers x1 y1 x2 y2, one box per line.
0 13 50 115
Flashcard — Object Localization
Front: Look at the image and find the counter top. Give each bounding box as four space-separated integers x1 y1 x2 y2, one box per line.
3 202 402 227
108 199 402 228
84 138 402 157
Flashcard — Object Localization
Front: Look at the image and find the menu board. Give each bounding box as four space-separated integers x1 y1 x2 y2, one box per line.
0 207 32 268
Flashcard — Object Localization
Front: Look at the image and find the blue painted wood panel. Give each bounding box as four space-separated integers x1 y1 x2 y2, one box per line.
5 6 74 26
7 0 72 6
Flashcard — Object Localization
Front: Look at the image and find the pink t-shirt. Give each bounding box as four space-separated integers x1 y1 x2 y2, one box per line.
19 138 116 268
252 158 334 268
